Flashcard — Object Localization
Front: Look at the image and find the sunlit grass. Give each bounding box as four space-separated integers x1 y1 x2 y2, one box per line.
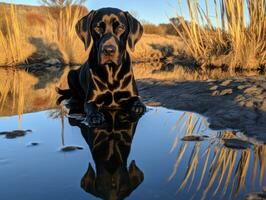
173 0 266 70
42 0 88 63
0 2 88 66
0 4 24 65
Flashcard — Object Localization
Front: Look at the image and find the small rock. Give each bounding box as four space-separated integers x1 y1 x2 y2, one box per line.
61 145 84 152
244 86 263 95
237 85 248 90
212 90 220 96
245 101 254 107
2 130 32 139
181 135 205 141
223 138 252 149
28 142 39 146
146 101 161 107
44 58 61 65
219 89 233 96
210 85 218 91
220 80 232 86
245 192 266 200
260 101 266 110
235 95 245 102
0 131 10 135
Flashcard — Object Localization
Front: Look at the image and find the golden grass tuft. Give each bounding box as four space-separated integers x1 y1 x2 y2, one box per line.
173 0 266 70
0 4 24 65
0 3 88 66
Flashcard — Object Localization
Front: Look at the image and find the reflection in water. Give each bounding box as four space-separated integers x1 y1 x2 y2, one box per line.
0 66 265 199
0 66 70 117
133 62 264 81
68 109 144 200
169 112 266 199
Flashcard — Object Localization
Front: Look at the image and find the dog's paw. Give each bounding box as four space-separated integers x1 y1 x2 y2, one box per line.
86 111 105 126
131 101 146 115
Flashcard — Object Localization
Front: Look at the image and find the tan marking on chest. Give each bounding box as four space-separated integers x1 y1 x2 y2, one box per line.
89 68 135 107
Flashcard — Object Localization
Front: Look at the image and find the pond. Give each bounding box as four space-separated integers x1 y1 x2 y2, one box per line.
0 66 265 200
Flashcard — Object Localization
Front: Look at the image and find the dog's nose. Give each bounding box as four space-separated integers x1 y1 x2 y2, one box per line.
103 45 116 56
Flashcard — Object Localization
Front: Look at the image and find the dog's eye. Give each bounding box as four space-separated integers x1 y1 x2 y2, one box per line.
113 21 124 33
95 22 105 33
117 25 125 31
115 24 125 34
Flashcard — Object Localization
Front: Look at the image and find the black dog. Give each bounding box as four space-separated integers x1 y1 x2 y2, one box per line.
58 8 146 125
68 110 144 200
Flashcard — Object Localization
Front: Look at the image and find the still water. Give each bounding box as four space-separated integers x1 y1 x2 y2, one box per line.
0 66 265 200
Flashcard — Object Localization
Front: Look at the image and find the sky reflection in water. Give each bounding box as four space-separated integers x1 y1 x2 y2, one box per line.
0 67 265 200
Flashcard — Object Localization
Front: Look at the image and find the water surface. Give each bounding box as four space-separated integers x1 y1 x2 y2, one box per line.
0 66 265 200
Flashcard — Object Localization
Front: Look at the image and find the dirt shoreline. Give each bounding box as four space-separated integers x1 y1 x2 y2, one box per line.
138 76 266 141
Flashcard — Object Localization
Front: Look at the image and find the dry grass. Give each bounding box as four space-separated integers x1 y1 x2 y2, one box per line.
0 3 184 67
143 22 177 36
0 4 24 65
168 112 266 199
131 34 184 62
1 1 265 76
173 0 266 70
0 3 88 66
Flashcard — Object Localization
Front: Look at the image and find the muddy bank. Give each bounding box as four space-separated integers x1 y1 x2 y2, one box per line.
138 76 266 141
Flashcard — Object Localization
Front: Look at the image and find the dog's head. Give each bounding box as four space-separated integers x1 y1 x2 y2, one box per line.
81 160 144 200
76 8 143 66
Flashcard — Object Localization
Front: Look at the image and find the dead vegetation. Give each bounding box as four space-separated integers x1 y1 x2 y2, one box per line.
0 2 88 66
0 0 265 74
173 0 266 70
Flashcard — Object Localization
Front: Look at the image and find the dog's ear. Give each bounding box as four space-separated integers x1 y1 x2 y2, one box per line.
80 163 97 195
128 160 144 190
125 12 143 52
76 10 96 50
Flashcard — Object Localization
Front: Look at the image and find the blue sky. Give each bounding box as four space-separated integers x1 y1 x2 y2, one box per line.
1 0 225 24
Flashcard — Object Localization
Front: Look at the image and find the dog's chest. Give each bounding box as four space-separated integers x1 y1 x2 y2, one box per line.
89 68 136 107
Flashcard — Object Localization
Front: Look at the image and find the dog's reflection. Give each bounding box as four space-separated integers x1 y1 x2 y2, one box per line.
68 109 144 200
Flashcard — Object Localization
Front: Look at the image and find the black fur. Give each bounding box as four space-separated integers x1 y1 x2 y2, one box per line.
57 8 146 125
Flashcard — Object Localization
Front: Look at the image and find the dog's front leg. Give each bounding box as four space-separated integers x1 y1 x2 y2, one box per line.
131 97 146 116
84 102 105 126
122 96 146 117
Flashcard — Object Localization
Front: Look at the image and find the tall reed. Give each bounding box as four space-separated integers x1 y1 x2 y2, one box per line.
174 0 266 69
0 1 88 66
41 0 88 63
0 4 24 66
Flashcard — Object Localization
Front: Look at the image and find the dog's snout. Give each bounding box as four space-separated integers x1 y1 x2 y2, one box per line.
103 45 116 56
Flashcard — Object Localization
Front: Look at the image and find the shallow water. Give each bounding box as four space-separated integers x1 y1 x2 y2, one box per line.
0 66 265 200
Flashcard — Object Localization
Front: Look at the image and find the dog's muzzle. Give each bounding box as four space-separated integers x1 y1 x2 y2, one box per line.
103 45 116 56
98 35 121 65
